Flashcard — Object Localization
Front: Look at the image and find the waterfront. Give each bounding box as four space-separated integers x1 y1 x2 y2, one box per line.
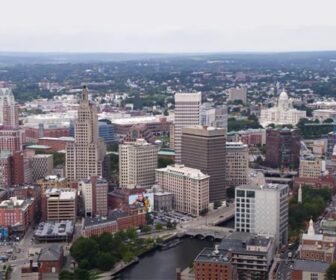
115 238 214 280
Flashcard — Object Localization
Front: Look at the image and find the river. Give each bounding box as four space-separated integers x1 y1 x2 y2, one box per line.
115 238 214 280
115 217 235 280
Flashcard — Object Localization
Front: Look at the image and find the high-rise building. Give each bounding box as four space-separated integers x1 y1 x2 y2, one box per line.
0 88 19 129
79 177 108 217
181 125 226 202
225 142 249 188
66 86 106 181
119 139 158 189
174 92 202 163
42 188 77 221
200 103 228 131
0 151 11 188
265 128 301 169
155 164 209 216
327 132 336 159
235 183 289 246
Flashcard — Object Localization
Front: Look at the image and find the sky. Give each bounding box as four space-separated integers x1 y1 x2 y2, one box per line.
2 0 336 53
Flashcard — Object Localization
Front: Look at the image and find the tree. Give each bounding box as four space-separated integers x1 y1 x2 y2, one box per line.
141 224 151 233
95 252 115 271
326 262 336 280
70 237 99 267
214 201 222 209
155 223 163 231
158 158 174 168
73 268 90 280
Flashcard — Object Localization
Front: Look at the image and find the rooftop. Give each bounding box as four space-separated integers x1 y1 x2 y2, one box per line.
112 115 170 125
83 209 129 227
156 164 209 180
237 183 288 192
293 260 329 273
45 188 76 200
194 247 231 264
26 145 51 150
34 221 74 238
39 244 63 262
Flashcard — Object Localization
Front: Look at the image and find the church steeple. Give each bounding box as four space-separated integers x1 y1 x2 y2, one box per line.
307 218 315 236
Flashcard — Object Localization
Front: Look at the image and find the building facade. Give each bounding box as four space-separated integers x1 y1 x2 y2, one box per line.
119 139 159 188
42 188 77 221
156 164 209 216
174 92 202 163
79 177 108 217
235 184 289 246
200 103 228 131
181 126 226 202
299 157 323 178
265 128 301 169
31 154 53 181
228 87 247 104
225 142 249 188
0 88 19 128
66 86 106 181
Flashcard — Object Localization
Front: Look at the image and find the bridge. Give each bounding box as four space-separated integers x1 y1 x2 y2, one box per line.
179 225 233 239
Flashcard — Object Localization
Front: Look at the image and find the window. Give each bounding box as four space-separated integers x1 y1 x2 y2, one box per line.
310 273 318 280
246 191 255 198
237 190 245 197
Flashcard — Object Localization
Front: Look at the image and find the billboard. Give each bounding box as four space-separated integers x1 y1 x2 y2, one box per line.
129 193 154 213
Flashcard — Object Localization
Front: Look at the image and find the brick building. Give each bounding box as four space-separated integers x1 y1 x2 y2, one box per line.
265 128 301 169
38 137 74 152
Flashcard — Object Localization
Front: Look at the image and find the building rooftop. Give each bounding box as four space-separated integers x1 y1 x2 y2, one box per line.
83 209 129 228
158 150 176 156
39 136 74 142
45 188 76 200
293 260 329 273
112 115 171 125
226 142 248 148
26 145 51 150
156 164 209 180
194 247 231 264
39 244 63 262
237 183 288 192
34 221 74 238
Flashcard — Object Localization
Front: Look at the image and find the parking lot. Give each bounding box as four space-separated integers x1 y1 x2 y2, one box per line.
154 211 194 225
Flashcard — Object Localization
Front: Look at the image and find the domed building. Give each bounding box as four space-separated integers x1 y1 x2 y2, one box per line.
260 90 306 127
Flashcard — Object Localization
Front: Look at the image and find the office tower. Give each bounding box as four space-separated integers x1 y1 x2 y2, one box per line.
181 125 226 202
235 183 289 246
31 154 53 181
98 120 115 144
200 103 228 131
66 86 106 181
225 142 249 188
119 139 159 188
0 88 19 128
79 177 108 217
11 151 24 185
174 92 202 163
227 87 247 104
42 188 77 221
0 151 11 188
265 128 301 169
155 164 209 216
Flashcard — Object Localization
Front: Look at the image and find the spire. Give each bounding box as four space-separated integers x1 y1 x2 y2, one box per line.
298 185 302 204
307 218 315 236
81 85 89 102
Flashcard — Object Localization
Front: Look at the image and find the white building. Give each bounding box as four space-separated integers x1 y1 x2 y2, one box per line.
260 91 306 127
174 92 202 163
228 87 247 104
235 183 289 246
119 139 159 188
155 164 209 216
313 109 336 122
0 88 19 128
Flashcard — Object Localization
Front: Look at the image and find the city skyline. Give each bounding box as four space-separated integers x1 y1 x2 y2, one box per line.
2 0 336 52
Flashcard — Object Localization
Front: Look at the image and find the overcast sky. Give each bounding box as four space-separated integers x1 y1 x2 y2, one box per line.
2 0 336 53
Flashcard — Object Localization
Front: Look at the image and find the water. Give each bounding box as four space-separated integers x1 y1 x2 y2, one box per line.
116 238 214 280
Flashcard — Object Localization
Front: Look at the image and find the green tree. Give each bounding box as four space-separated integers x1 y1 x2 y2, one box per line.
214 201 222 209
155 223 163 231
73 268 90 280
95 252 115 271
326 262 336 280
70 237 99 267
141 224 151 233
158 158 174 168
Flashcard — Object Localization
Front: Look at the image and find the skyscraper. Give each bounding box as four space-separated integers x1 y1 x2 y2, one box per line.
66 86 106 181
235 183 289 246
174 92 202 163
119 139 158 188
0 88 19 129
181 125 226 202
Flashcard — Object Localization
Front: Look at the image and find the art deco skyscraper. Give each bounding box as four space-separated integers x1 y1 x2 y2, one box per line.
174 92 202 163
66 86 106 181
0 88 19 129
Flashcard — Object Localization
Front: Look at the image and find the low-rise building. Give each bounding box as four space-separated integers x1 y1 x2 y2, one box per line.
34 221 74 242
299 157 323 178
291 260 329 280
82 207 146 237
